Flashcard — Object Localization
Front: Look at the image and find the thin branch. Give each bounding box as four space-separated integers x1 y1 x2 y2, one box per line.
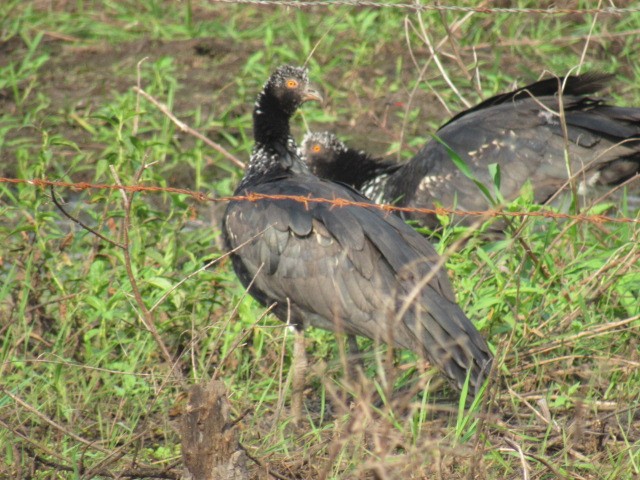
400 9 475 157
437 4 477 85
577 0 602 75
240 443 296 480
416 12 470 108
50 186 123 248
502 438 530 480
520 314 640 358
133 86 245 169
0 417 70 463
29 445 180 479
109 165 186 386
1 387 111 454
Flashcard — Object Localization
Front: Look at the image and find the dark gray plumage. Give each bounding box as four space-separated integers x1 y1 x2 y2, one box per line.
222 65 492 393
303 74 640 228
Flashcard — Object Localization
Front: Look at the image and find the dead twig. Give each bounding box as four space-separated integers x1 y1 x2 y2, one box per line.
50 186 123 248
517 313 640 359
133 86 245 169
240 444 296 480
1 387 111 454
109 163 186 386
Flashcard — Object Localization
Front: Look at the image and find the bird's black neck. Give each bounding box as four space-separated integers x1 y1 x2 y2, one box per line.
239 89 307 190
326 148 399 191
253 91 294 147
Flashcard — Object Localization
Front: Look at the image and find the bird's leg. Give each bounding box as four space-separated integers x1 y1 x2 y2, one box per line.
291 328 307 424
340 335 368 411
347 334 364 379
347 334 360 356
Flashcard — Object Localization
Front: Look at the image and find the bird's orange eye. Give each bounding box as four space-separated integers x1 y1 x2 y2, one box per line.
311 144 322 153
286 79 299 89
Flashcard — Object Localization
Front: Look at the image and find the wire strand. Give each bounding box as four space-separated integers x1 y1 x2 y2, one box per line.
208 0 640 16
3 176 639 225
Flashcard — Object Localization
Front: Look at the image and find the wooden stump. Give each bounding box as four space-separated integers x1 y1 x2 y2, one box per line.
180 379 248 480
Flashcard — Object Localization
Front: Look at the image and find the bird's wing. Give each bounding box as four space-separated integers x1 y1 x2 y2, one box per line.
441 73 612 127
387 95 640 221
224 175 491 388
225 177 387 336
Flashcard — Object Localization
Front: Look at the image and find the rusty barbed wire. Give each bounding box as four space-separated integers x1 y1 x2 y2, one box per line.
0 177 214 202
209 0 640 15
2 176 639 225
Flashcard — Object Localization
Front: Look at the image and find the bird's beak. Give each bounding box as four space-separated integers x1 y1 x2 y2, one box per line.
303 85 323 104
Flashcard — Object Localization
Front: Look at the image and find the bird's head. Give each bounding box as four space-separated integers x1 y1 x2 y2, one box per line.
262 65 323 117
302 131 347 174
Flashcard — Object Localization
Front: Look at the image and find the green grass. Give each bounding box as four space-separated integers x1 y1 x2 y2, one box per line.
1 1 640 478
